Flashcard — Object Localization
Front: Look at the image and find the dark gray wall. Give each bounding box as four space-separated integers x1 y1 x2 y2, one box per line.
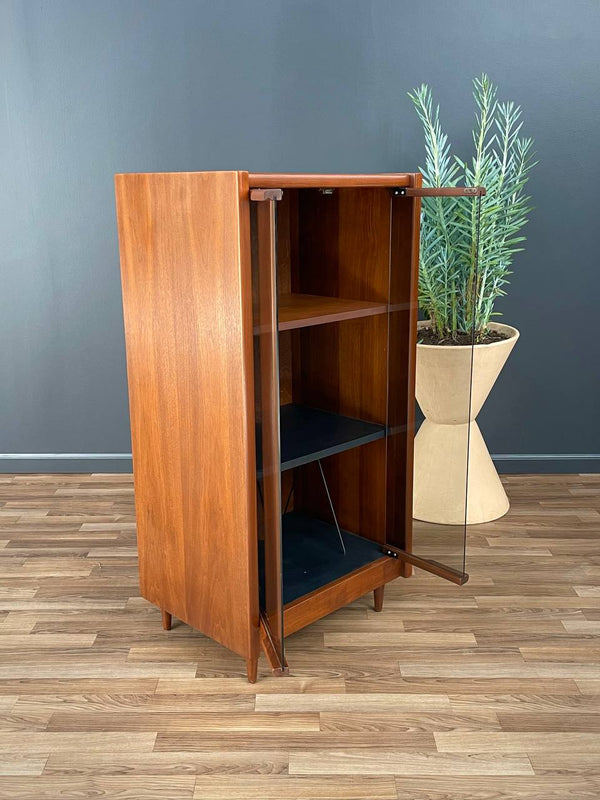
2 0 599 472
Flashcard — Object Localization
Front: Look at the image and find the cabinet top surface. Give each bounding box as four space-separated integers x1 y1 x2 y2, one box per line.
114 170 417 189
247 172 416 188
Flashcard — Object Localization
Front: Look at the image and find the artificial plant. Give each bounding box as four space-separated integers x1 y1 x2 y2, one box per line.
409 74 536 342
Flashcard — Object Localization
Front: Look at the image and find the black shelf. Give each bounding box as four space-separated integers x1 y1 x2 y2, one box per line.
257 403 385 474
259 512 385 606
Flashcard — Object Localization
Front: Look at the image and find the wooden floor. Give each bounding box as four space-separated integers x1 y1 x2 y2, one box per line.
0 474 599 799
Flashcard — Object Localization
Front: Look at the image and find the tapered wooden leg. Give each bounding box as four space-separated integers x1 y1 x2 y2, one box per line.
246 657 258 684
373 585 385 612
161 610 172 631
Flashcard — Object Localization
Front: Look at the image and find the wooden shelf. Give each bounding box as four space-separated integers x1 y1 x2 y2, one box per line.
256 404 385 475
258 512 385 606
278 293 387 331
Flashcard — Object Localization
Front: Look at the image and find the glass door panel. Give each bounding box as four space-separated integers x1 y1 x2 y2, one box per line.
387 188 482 583
411 327 474 578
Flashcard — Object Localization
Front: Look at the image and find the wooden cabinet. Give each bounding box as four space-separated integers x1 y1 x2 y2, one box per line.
115 171 477 682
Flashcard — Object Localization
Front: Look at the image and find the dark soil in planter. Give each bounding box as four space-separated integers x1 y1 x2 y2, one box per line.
417 327 511 346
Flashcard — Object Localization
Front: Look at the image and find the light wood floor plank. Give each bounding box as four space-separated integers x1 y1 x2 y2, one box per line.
45 711 320 732
497 712 600 732
434 731 600 753
255 693 451 712
156 677 346 694
0 634 97 648
13 693 253 714
393 776 600 799
192 776 397 799
562 619 600 633
153 730 436 751
529 751 600 774
346 677 582 694
0 776 194 799
0 757 47 777
399 662 600 678
43 750 289 776
450 693 600 713
323 632 477 646
288 749 534 775
575 586 600 596
318 711 500 732
0 731 157 752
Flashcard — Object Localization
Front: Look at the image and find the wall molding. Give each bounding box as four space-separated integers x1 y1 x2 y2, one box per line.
0 453 133 473
0 454 131 459
492 454 600 460
1 453 599 474
491 453 600 474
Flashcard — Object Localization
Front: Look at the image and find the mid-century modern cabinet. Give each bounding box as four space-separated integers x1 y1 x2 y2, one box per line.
115 171 482 681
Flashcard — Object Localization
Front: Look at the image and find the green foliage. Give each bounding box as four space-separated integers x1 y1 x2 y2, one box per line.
408 74 536 341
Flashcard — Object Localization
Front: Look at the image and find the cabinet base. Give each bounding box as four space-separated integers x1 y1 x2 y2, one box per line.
284 556 403 637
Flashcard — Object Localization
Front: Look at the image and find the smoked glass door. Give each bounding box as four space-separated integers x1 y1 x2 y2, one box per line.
387 187 483 584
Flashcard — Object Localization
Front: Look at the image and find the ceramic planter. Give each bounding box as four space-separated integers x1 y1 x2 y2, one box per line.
413 321 519 525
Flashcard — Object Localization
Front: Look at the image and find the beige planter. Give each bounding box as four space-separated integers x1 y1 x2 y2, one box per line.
413 321 519 525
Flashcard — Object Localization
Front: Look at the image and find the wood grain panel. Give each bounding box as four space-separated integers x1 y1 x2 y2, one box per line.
115 171 259 663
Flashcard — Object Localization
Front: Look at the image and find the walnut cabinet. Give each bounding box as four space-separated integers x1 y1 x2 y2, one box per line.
115 171 478 681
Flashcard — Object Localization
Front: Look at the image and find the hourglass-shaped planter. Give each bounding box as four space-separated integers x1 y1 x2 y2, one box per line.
413 321 519 525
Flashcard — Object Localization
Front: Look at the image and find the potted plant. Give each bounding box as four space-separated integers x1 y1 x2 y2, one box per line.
409 74 536 524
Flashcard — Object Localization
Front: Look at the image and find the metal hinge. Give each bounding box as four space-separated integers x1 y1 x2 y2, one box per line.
250 188 283 201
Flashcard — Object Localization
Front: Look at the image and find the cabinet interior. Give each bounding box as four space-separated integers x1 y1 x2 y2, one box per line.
256 186 400 610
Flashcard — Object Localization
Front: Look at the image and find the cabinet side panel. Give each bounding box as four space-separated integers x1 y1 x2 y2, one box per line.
115 171 258 660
